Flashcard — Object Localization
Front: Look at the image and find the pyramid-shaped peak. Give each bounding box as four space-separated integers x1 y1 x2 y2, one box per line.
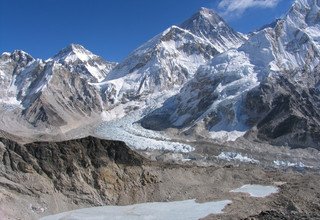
182 7 224 28
198 7 221 18
179 7 245 52
67 43 87 52
60 43 92 55
51 43 95 63
11 50 33 58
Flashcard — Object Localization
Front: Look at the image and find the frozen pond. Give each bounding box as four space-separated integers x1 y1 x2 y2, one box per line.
231 184 278 198
41 199 232 220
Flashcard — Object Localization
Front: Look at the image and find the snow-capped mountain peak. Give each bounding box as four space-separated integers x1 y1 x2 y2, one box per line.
9 50 34 64
49 44 117 82
51 43 96 63
197 7 226 27
101 24 220 106
180 7 246 52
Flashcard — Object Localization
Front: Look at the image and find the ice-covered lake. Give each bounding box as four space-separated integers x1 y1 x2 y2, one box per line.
41 184 280 219
40 199 232 220
231 184 279 198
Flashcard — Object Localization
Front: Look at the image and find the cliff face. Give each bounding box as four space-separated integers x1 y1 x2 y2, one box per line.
0 136 158 219
0 136 148 202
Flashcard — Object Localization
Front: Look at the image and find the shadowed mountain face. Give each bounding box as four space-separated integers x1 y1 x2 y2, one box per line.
0 136 149 210
0 136 155 219
244 69 320 149
1 136 145 176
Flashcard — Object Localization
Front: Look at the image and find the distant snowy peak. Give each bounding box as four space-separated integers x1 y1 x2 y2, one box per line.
51 44 96 63
50 44 117 82
17 61 105 127
1 50 35 66
180 7 246 52
107 25 219 82
102 25 219 104
0 50 35 97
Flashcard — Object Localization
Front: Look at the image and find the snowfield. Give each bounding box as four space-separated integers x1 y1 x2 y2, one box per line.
41 184 280 219
273 160 313 169
40 199 232 220
217 152 259 164
231 185 278 198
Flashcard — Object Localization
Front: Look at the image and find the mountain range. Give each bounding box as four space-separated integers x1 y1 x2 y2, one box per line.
0 0 319 149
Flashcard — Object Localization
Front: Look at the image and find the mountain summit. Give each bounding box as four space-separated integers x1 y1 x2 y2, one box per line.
180 7 246 52
101 8 247 106
52 44 96 63
50 44 117 82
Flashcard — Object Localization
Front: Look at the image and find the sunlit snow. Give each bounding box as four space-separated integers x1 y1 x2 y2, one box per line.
274 160 313 169
231 184 278 198
217 152 259 164
95 115 194 153
40 199 232 220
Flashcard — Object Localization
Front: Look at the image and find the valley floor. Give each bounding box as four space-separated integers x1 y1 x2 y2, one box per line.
0 136 320 220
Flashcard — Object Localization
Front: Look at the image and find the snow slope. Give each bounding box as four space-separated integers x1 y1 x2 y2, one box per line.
99 25 219 107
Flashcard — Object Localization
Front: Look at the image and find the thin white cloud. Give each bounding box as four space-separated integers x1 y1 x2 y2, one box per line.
218 0 281 17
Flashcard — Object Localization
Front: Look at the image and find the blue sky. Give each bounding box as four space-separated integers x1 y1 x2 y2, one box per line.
0 0 294 62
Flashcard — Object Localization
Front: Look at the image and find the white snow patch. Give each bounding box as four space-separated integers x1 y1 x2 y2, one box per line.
85 64 105 82
217 152 259 164
40 199 232 220
1 52 10 56
0 97 21 106
273 160 313 169
209 130 246 142
231 184 278 198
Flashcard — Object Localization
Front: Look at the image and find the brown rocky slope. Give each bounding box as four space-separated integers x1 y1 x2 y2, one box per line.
0 136 319 219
